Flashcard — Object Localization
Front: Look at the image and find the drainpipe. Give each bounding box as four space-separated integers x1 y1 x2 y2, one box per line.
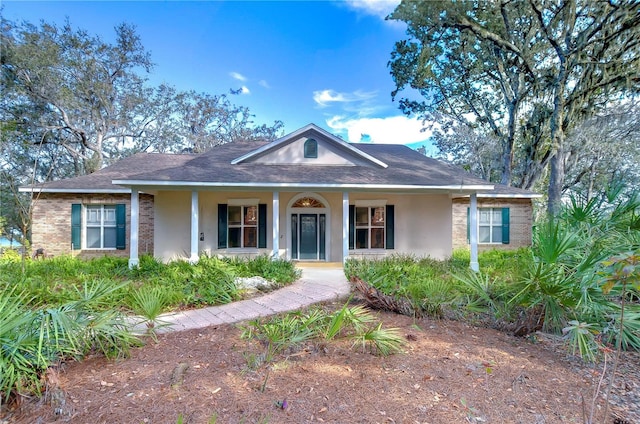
128 189 139 268
469 192 479 272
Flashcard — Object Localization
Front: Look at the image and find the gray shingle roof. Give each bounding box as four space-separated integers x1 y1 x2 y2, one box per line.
113 142 493 188
22 136 538 198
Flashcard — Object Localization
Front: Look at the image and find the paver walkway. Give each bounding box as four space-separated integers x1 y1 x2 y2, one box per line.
150 266 351 334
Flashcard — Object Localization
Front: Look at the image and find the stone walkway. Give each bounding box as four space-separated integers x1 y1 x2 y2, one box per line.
149 266 351 334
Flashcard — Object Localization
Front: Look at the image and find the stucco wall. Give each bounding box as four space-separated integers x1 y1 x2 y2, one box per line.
31 192 154 258
250 137 371 166
153 190 454 262
348 193 452 260
451 197 534 250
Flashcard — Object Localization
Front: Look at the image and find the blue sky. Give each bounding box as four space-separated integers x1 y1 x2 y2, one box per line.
3 1 433 149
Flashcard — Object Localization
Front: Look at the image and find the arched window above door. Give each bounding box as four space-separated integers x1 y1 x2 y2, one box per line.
292 197 325 208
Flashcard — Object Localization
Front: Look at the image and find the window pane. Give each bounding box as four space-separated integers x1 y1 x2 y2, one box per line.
228 228 241 248
371 228 385 248
87 207 101 225
228 206 241 226
479 226 491 243
244 206 257 225
479 209 490 225
104 227 117 248
356 228 368 249
87 228 101 248
371 207 385 226
355 207 369 226
104 207 116 225
244 227 257 248
492 225 502 243
492 209 502 225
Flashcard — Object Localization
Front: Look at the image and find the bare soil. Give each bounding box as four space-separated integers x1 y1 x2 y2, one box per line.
4 299 639 424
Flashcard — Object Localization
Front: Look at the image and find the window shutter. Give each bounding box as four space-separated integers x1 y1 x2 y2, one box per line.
466 207 470 244
348 205 355 249
71 204 81 250
116 204 126 250
218 204 228 248
502 207 510 244
385 205 395 249
258 204 267 248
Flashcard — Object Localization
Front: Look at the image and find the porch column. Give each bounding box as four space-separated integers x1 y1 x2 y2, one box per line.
189 191 199 264
272 191 280 258
128 189 139 268
342 191 349 263
469 192 479 272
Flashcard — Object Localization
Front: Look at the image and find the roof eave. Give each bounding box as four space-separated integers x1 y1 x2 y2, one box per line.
18 187 131 194
112 179 494 192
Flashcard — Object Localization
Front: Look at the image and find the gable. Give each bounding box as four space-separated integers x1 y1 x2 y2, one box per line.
231 123 388 168
246 135 372 166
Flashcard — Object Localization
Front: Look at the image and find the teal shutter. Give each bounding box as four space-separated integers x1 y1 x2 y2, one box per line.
258 204 267 248
218 204 228 248
348 205 355 249
71 204 81 250
502 207 510 244
466 207 470 244
385 205 395 249
115 204 126 250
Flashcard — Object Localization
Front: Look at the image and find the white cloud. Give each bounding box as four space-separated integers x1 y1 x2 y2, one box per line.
342 0 400 19
230 71 247 82
313 89 377 108
240 86 250 94
326 115 433 144
258 80 270 89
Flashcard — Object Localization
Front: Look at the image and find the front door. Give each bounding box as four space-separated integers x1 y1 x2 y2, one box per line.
299 214 317 260
291 213 326 260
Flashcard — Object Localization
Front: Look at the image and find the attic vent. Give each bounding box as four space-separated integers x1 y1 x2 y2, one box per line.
292 197 325 208
304 138 318 158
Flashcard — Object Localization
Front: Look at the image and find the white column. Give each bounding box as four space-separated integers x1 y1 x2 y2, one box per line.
342 191 349 263
272 191 280 258
470 192 479 272
128 189 139 268
189 191 199 264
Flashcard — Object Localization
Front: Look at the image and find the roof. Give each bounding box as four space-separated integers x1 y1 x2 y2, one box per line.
19 123 537 197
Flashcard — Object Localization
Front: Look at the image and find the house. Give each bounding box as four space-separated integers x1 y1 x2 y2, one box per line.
21 124 540 270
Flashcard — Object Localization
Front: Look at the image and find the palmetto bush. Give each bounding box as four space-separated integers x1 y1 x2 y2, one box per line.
0 281 141 407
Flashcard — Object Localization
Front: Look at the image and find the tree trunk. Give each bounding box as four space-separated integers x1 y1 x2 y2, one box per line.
548 145 565 216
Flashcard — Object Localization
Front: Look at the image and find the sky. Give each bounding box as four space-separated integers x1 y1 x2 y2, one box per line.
2 0 434 150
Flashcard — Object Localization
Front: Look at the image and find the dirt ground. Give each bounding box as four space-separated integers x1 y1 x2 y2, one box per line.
5 299 639 424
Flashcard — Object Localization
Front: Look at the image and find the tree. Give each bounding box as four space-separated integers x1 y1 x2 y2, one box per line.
563 101 640 202
389 0 640 214
0 17 284 246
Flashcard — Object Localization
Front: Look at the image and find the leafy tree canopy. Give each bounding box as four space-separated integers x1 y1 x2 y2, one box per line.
389 0 640 214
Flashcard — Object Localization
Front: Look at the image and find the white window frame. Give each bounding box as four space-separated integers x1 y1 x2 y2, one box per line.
478 208 503 244
85 205 117 249
355 205 386 250
228 204 259 249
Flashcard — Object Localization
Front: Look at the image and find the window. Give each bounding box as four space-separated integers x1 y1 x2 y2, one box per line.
228 205 258 248
86 205 117 248
470 207 509 244
304 138 318 158
71 204 126 251
355 206 386 249
218 203 267 249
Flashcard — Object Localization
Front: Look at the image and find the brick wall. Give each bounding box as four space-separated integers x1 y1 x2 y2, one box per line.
452 198 533 250
31 193 154 258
